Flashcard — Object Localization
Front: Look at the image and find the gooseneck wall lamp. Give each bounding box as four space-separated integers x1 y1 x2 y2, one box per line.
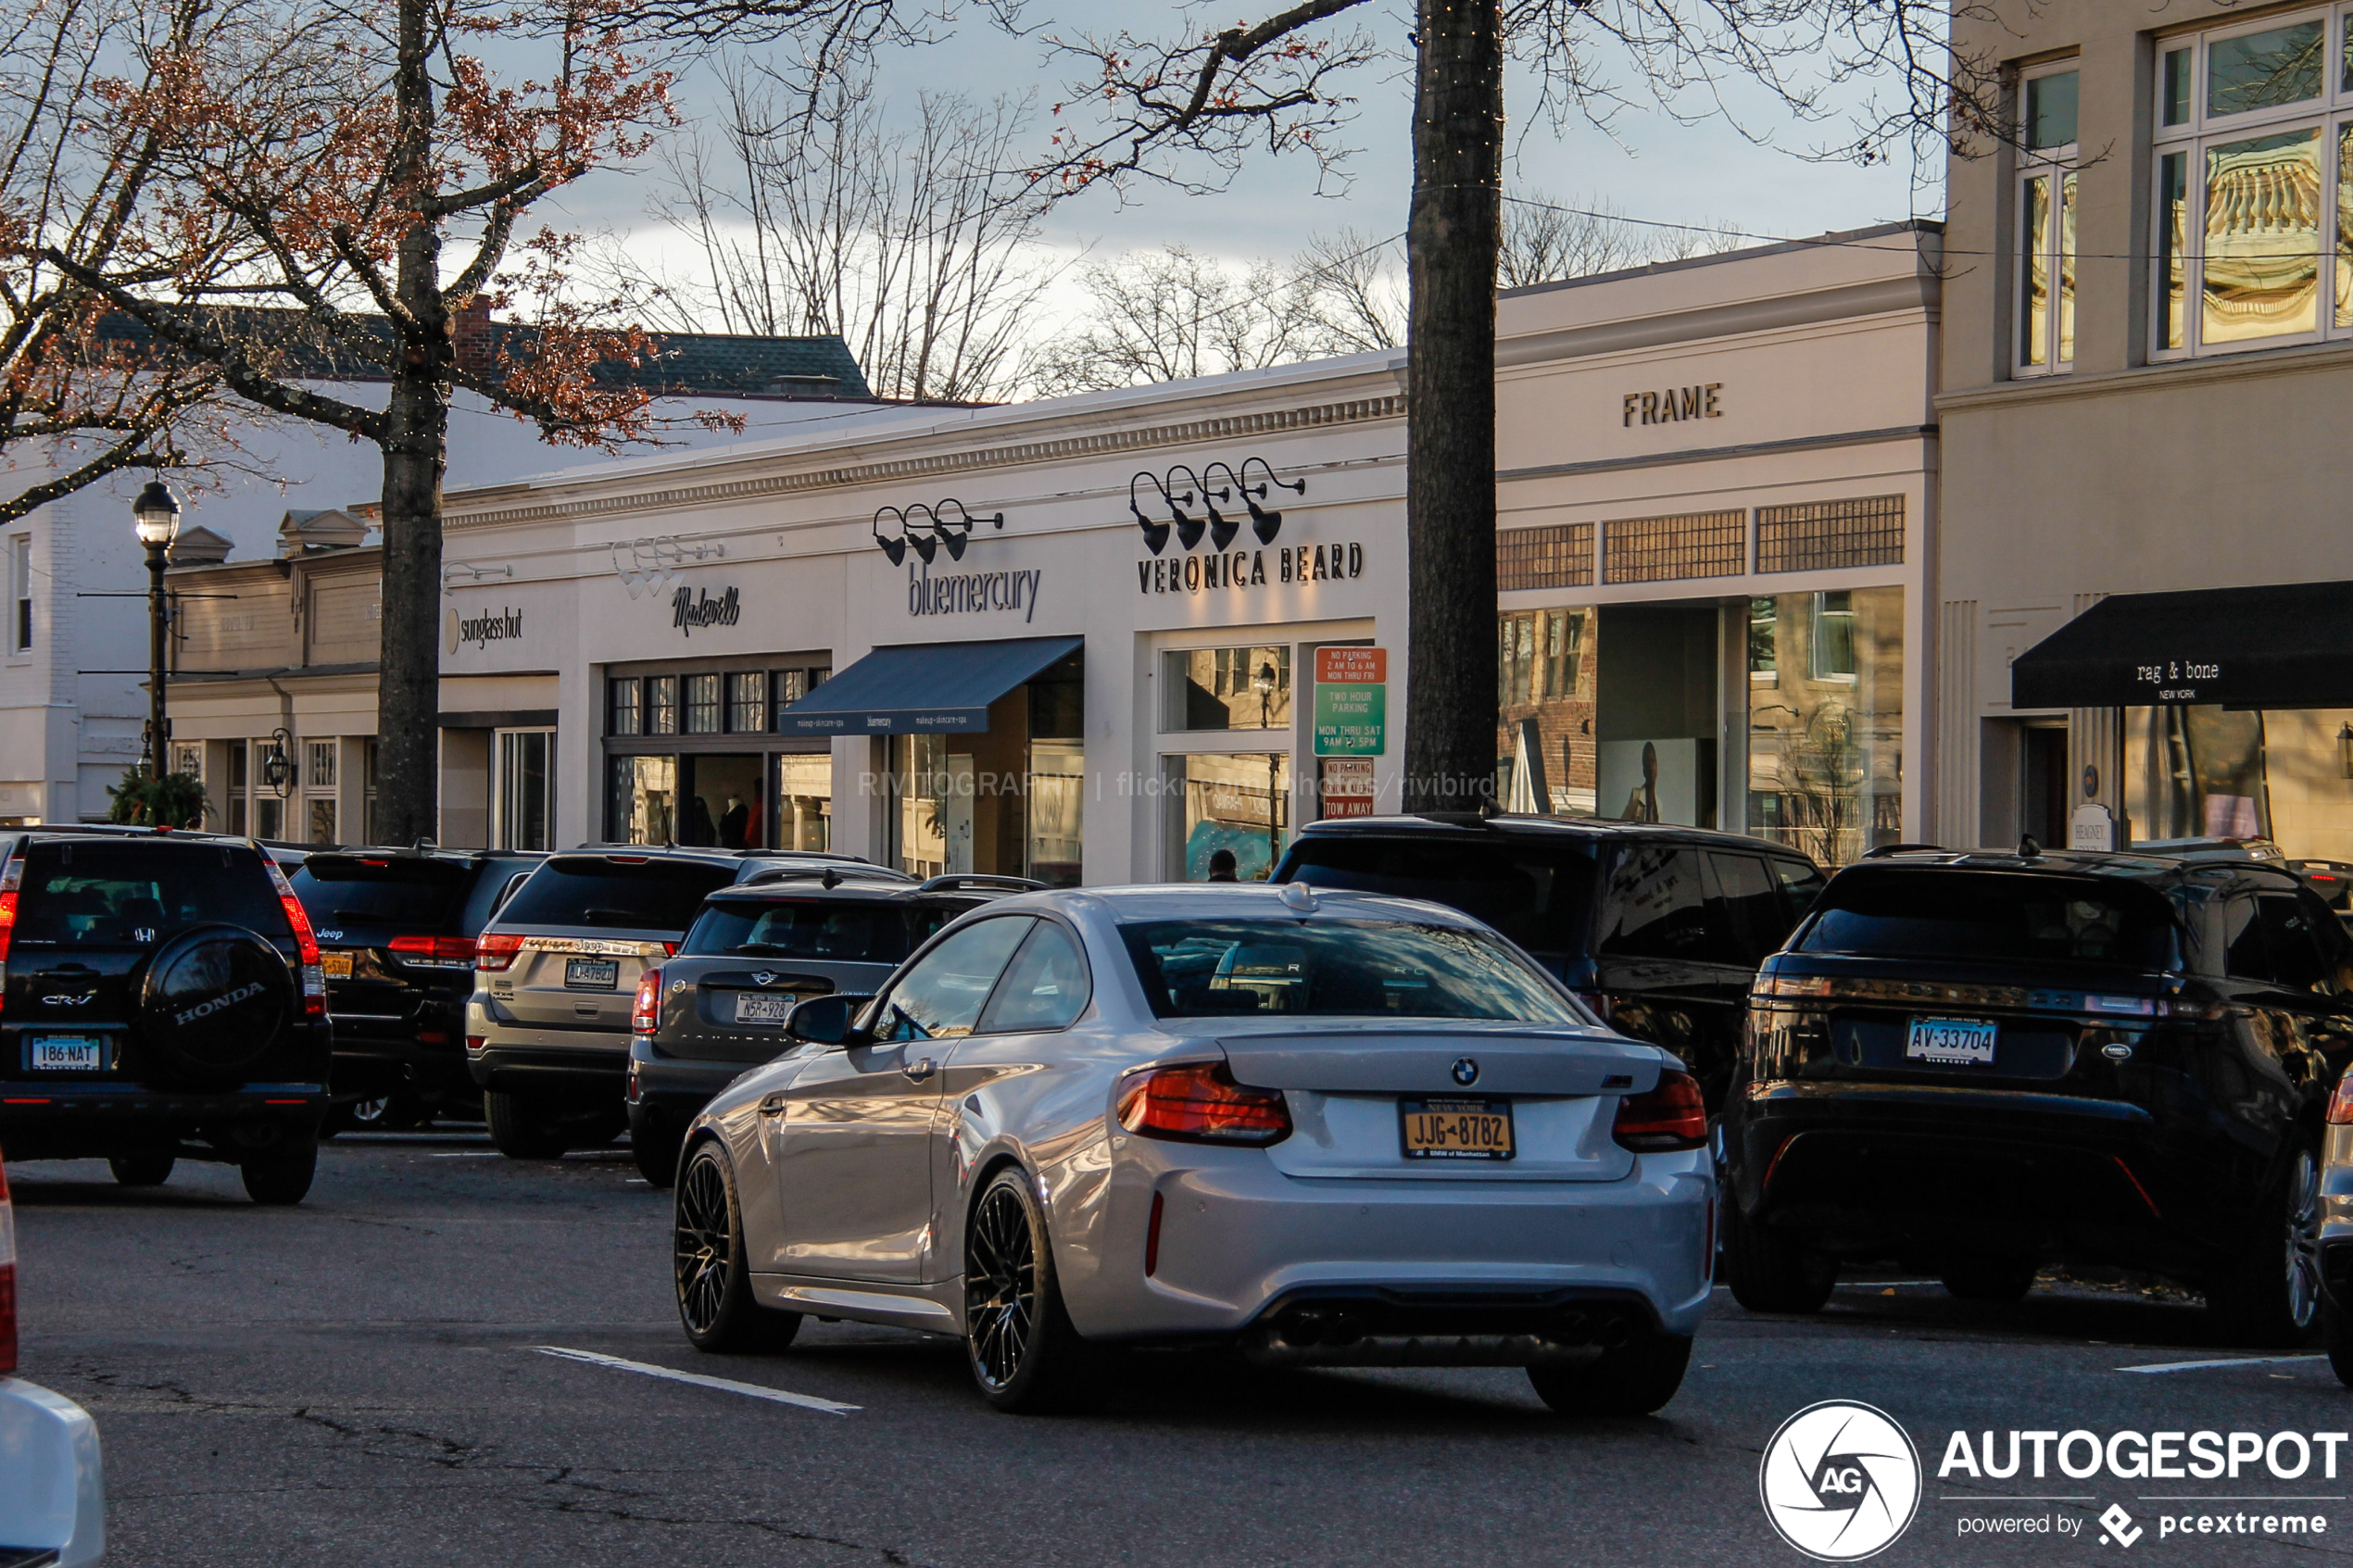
1130 458 1305 556
873 499 1005 566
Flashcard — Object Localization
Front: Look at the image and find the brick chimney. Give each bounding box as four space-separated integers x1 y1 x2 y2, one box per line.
451 297 493 372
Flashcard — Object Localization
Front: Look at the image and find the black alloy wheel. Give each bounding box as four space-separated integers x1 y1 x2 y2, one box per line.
1527 1334 1693 1417
2210 1143 2323 1348
673 1142 799 1354
108 1152 175 1187
1720 1198 1836 1314
963 1167 1091 1412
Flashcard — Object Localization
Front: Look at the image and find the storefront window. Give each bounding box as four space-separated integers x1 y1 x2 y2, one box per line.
726 671 767 733
1028 739 1084 885
610 755 676 845
609 677 642 736
775 755 832 851
1494 608 1596 816
684 673 721 734
496 729 555 851
1170 752 1290 880
2122 706 2353 859
1746 584 1904 867
895 733 952 877
648 676 678 735
1164 646 1290 730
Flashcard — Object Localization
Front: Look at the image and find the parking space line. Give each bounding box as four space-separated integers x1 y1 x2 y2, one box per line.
2116 1354 2330 1374
534 1345 860 1414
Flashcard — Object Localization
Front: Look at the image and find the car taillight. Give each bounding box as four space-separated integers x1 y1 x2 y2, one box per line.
633 968 661 1034
1572 989 1611 1022
0 1158 16 1375
261 855 325 1017
1613 1070 1707 1152
2330 1069 2353 1126
476 932 524 972
1116 1062 1290 1146
389 935 478 968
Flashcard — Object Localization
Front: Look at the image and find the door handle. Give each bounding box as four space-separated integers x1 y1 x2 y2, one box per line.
902 1058 937 1083
759 1094 789 1114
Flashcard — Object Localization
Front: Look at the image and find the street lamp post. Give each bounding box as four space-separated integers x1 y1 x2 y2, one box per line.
131 482 181 771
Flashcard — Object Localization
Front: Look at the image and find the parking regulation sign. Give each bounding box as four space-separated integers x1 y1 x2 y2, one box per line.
1314 646 1387 757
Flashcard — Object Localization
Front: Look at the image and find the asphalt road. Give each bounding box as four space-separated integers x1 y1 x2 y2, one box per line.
12 1132 2353 1567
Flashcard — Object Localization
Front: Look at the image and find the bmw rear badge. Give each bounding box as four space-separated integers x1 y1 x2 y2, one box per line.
1451 1057 1479 1086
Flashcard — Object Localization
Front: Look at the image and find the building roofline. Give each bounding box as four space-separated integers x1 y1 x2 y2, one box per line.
1496 219 1944 301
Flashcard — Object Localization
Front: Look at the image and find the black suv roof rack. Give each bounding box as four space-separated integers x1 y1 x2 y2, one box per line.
916 874 1046 895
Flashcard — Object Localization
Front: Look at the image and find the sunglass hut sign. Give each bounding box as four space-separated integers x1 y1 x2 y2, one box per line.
1129 462 1363 596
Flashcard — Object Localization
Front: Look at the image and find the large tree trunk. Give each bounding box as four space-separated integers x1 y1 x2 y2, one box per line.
374 0 448 847
1401 0 1504 815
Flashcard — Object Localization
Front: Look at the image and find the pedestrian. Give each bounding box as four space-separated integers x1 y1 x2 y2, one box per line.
1206 848 1239 882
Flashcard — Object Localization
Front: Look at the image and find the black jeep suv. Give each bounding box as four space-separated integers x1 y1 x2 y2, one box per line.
0 829 331 1203
290 845 544 1132
623 872 1037 1185
1273 814 1827 1108
1723 847 2353 1344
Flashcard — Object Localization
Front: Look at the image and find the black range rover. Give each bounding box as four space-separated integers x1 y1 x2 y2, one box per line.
0 830 332 1203
1274 814 1827 1108
1723 848 2353 1343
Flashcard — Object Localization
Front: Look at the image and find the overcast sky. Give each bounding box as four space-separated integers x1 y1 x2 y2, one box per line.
540 3 1937 323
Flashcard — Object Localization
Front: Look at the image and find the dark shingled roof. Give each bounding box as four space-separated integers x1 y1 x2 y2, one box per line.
94 306 870 399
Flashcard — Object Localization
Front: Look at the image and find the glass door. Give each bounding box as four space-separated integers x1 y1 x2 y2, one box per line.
495 728 556 851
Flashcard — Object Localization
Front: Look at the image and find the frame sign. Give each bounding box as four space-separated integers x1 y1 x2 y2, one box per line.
1314 646 1387 758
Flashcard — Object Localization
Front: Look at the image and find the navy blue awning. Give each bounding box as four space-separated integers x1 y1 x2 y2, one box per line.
777 635 1082 734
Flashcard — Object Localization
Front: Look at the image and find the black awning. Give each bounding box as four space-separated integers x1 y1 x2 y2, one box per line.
2011 581 2353 709
776 634 1081 735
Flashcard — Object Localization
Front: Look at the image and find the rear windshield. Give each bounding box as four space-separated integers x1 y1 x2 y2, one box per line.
1280 837 1599 956
1120 918 1580 1022
494 858 736 934
686 898 961 962
14 840 290 948
292 856 469 932
1793 870 2180 972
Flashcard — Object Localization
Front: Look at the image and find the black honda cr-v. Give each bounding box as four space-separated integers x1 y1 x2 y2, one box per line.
0 829 331 1203
291 845 545 1132
1274 814 1827 1108
1723 847 2353 1345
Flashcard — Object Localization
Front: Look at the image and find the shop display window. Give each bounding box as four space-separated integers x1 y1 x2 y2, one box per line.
1028 740 1085 886
775 755 832 851
1164 646 1290 731
1169 752 1290 881
2120 704 2353 859
1494 608 1595 817
610 755 676 845
1745 585 1905 867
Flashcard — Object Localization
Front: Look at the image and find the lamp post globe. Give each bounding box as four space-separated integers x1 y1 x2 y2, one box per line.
132 482 181 771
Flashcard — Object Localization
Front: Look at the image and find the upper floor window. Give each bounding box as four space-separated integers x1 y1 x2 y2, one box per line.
2152 8 2353 358
2017 64 2080 375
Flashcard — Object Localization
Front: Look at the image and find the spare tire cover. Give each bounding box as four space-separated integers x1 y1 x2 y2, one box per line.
138 923 295 1073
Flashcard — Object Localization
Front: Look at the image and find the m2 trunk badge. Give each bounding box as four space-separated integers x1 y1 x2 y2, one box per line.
1451 1057 1479 1085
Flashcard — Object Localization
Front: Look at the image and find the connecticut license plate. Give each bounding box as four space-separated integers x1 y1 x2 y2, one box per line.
734 993 795 1023
1907 1017 1997 1065
1399 1097 1515 1160
321 951 355 979
565 958 620 990
26 1035 104 1072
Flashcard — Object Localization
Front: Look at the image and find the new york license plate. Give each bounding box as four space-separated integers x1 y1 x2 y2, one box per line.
1907 1017 1997 1065
735 993 795 1023
565 958 620 990
26 1035 104 1072
1399 1097 1515 1160
321 951 355 979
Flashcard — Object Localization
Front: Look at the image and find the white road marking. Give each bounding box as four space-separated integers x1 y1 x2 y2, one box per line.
431 1152 503 1158
534 1345 860 1414
2117 1353 2330 1374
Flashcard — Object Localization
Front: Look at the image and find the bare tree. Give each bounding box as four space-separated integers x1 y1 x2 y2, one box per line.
625 67 1055 402
1497 193 1743 289
55 0 724 844
1026 244 1328 397
0 0 254 524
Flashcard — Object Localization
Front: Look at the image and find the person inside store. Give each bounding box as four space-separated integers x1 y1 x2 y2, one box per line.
1206 848 1239 882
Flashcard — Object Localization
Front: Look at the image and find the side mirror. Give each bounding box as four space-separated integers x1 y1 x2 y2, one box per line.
785 993 875 1046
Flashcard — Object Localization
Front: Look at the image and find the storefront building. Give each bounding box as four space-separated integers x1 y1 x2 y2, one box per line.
1939 1 2353 859
437 354 1410 879
1491 224 1940 866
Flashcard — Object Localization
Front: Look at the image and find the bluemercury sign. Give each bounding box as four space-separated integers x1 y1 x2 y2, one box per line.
672 583 741 635
909 560 1043 623
447 605 522 653
1139 541 1365 596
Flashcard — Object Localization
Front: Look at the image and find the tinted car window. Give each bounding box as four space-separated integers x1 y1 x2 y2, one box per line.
459 860 538 933
688 899 918 962
1598 846 1729 964
495 858 736 932
1796 871 2178 971
1281 837 1598 955
15 841 289 947
2222 895 2272 981
975 922 1090 1033
1120 918 1580 1022
1707 852 1786 963
873 918 1035 1041
1771 858 1829 922
292 856 469 930
2256 893 2333 992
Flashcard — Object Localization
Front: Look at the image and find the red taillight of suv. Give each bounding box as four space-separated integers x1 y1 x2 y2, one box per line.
633 968 661 1035
0 1158 17 1375
1613 1070 1707 1152
475 932 525 972
1116 1062 1291 1146
388 935 478 968
0 845 23 972
2329 1068 2353 1126
261 856 326 1017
